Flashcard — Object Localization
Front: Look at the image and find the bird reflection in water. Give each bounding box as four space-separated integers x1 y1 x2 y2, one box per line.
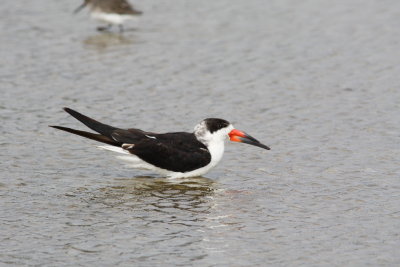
94 176 216 214
83 32 133 51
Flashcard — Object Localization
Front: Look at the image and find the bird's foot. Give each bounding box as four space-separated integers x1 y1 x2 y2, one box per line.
97 24 112 32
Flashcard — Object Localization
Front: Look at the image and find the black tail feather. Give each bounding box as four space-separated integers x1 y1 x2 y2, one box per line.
63 107 118 138
50 125 119 146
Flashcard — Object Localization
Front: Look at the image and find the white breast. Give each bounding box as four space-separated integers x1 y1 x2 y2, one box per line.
91 12 137 25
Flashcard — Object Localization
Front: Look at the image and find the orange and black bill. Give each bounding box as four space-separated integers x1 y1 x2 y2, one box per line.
229 129 270 150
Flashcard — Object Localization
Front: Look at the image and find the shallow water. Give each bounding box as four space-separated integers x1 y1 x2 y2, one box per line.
1 0 400 266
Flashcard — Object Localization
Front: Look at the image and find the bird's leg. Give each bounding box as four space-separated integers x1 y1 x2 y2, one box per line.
97 24 112 32
118 24 124 33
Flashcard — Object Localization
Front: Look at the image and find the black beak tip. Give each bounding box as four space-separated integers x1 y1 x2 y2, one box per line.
260 144 271 150
237 136 271 151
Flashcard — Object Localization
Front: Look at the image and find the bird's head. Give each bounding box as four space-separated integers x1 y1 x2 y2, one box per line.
194 118 270 150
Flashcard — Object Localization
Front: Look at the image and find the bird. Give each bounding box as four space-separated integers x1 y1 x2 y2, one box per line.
50 108 270 178
74 0 143 32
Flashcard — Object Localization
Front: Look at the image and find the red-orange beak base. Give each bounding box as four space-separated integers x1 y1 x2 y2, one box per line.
228 129 270 150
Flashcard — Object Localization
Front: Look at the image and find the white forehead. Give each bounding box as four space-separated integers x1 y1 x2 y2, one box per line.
193 121 207 135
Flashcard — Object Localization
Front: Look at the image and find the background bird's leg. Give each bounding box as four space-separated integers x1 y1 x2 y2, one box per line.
118 24 124 33
97 24 112 32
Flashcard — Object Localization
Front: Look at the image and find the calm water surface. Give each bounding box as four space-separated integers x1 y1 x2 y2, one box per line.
1 0 400 266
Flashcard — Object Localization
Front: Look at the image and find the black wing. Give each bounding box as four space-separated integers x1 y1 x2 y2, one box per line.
50 107 152 146
50 108 211 173
124 133 211 173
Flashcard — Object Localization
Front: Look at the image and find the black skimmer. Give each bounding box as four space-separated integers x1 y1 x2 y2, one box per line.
74 0 142 32
50 108 270 178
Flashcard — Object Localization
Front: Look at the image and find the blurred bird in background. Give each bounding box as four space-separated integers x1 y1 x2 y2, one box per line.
74 0 142 32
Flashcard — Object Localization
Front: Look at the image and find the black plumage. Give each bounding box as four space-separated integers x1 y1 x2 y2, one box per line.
50 108 211 173
204 118 230 133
